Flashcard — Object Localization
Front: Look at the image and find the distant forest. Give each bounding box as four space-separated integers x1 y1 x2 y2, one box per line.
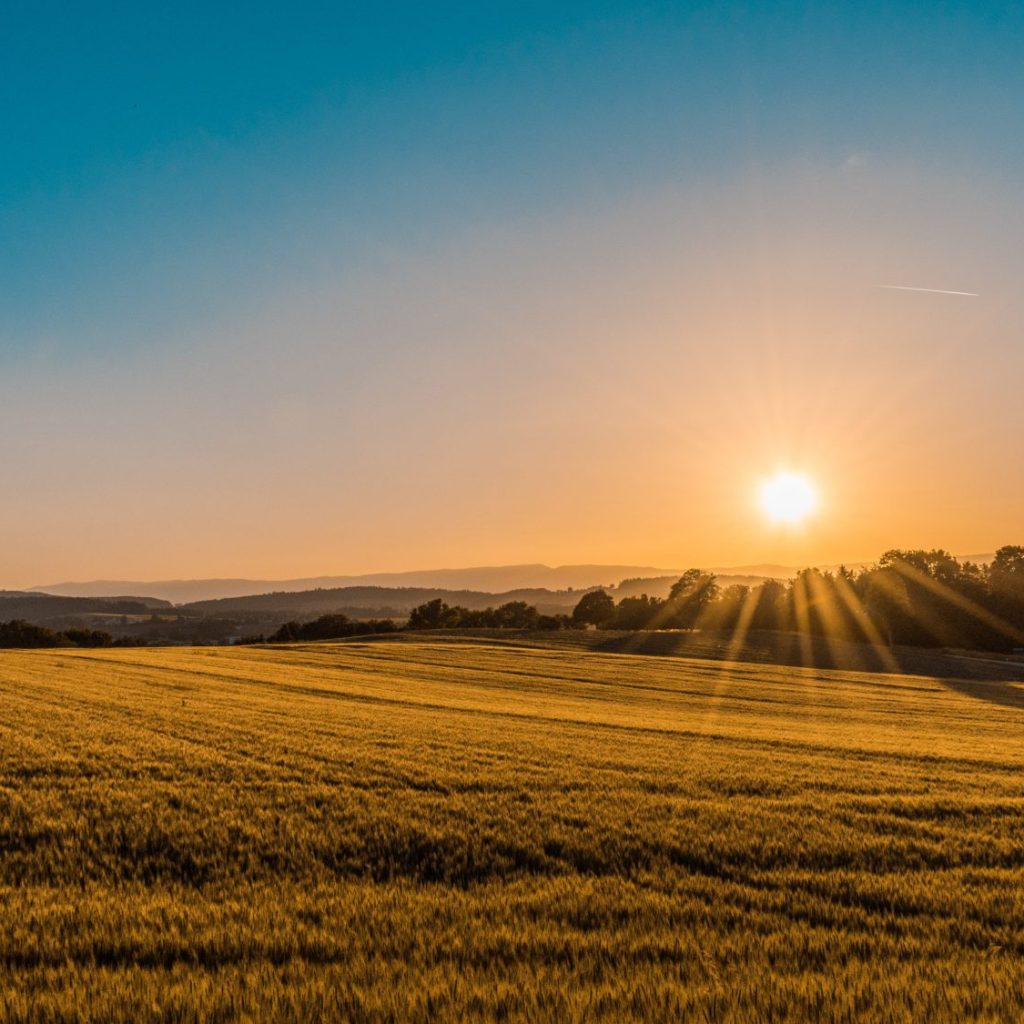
0 620 136 649
2 546 1022 654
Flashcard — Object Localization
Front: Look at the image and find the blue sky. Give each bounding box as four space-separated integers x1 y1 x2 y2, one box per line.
2 3 1024 584
4 2 1021 357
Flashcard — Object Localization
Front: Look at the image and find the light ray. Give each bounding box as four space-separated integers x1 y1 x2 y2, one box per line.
790 573 815 670
830 572 901 673
805 570 864 673
725 586 762 664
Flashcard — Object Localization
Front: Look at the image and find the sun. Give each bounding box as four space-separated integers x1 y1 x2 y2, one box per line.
759 471 818 525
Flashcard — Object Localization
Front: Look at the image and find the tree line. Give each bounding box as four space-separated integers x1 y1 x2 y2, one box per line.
264 601 574 644
570 546 1024 652
407 598 571 631
267 615 399 643
0 620 136 649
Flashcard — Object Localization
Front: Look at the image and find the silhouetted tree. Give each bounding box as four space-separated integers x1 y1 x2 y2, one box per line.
612 594 663 630
406 599 546 630
751 579 788 631
0 620 117 649
704 584 749 632
990 546 1024 601
0 620 60 648
572 590 616 628
492 601 540 629
663 570 719 629
879 548 960 585
408 599 451 629
61 629 113 648
268 614 397 642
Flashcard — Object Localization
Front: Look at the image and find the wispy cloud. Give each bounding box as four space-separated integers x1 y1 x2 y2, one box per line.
879 284 979 297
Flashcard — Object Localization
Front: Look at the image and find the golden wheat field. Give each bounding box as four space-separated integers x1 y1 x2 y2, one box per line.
1 636 1023 1022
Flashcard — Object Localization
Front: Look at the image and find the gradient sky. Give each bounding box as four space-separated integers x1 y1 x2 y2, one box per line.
3 2 1023 586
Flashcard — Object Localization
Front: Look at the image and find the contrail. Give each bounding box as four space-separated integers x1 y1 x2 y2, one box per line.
880 285 979 297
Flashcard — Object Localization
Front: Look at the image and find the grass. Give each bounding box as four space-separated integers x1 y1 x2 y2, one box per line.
1 637 1023 1021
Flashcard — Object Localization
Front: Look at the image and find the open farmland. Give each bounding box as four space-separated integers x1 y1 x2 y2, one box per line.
1 637 1023 1022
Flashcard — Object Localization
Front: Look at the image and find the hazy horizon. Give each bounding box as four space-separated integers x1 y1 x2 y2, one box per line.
12 549 1000 606
3 4 1022 587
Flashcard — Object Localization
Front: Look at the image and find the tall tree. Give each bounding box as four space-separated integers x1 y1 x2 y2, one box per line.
571 590 616 628
664 570 719 629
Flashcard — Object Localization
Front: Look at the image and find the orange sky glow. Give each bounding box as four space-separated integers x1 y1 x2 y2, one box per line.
3 162 1021 587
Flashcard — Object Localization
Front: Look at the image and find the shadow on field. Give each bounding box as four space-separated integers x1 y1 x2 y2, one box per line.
592 630 1022 678
936 675 1024 710
602 631 1024 709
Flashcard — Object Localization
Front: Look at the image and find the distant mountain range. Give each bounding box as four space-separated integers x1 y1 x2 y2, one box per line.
29 563 788 604
27 555 995 606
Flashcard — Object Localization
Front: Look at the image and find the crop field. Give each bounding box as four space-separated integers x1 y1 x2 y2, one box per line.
1 637 1024 1022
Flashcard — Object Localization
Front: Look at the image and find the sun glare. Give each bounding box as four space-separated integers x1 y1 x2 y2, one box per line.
759 472 818 525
